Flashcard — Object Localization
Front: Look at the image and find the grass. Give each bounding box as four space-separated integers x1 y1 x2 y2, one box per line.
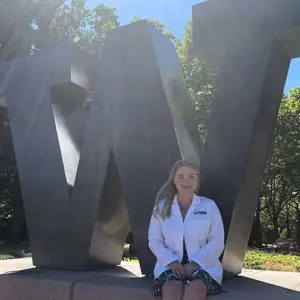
244 250 300 272
0 250 31 260
122 244 138 262
124 245 300 272
0 241 31 260
0 254 15 260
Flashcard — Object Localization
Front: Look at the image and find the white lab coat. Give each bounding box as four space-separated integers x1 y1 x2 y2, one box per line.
148 194 224 284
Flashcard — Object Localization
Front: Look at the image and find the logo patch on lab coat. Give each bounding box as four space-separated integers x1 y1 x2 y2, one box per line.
193 210 207 215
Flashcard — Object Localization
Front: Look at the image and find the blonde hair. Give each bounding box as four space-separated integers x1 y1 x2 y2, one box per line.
153 160 200 220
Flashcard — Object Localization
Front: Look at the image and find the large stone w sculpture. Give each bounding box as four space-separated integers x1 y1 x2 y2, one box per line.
193 0 300 276
0 22 197 275
0 0 299 280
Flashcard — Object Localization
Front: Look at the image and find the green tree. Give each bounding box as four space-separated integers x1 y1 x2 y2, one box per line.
39 1 119 56
0 0 41 61
176 22 217 153
0 108 24 242
260 88 300 245
0 0 119 62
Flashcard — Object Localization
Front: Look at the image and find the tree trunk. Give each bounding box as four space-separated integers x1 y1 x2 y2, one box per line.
249 215 263 248
249 201 263 248
296 204 300 248
272 218 280 241
286 204 292 238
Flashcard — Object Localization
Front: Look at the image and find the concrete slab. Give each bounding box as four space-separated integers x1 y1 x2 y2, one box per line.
240 269 300 291
0 257 34 274
0 258 299 299
0 265 153 300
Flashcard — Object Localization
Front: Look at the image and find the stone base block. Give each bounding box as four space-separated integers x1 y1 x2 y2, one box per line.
1 266 300 300
0 267 154 300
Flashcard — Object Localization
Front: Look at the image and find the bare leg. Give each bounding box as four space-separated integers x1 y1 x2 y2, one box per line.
162 281 184 300
182 280 207 300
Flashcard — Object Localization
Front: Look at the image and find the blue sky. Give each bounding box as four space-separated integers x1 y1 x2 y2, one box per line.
87 0 299 94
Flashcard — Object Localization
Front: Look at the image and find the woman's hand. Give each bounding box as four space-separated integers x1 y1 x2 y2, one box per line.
184 262 200 276
168 261 186 278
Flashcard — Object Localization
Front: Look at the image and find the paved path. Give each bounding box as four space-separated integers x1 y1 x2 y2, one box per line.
240 269 300 291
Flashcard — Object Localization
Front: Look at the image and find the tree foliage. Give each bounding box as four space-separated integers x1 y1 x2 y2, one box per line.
0 0 119 62
176 22 217 152
260 88 300 245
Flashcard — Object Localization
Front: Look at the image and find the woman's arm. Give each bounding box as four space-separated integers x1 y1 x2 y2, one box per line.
148 214 180 267
189 201 225 268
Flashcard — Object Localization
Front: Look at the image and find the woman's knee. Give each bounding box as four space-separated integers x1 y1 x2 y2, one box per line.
162 281 183 300
183 280 207 300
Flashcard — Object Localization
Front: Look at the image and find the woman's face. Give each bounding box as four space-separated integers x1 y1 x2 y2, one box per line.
173 166 199 195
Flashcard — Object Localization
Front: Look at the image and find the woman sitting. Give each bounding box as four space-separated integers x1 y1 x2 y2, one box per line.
148 160 224 300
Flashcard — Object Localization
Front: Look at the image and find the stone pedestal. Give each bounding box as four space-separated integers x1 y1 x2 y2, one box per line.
0 259 299 299
0 267 155 300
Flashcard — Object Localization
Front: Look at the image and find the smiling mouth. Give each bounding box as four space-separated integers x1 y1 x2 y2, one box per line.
182 186 192 189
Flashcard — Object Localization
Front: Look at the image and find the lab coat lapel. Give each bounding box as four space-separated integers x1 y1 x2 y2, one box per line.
171 197 184 243
172 196 182 219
